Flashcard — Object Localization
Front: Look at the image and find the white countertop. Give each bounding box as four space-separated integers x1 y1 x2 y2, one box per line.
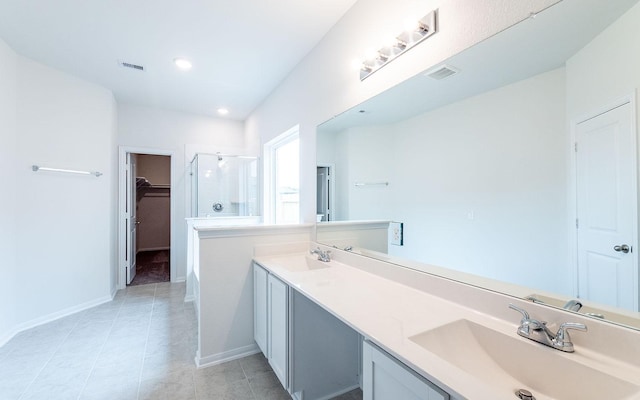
253 252 640 400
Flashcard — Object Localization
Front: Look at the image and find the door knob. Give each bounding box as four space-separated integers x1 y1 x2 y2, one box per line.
614 244 631 253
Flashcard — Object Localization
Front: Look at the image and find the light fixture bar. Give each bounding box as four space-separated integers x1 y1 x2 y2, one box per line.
360 9 438 80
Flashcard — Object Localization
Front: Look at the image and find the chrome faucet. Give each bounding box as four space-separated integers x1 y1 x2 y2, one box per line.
509 304 587 352
563 299 583 312
310 247 331 262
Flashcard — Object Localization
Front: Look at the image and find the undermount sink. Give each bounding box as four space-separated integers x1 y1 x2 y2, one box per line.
409 319 639 400
269 254 331 272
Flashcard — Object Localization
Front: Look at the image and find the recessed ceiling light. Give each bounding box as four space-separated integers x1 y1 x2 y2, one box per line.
217 108 229 115
173 58 192 70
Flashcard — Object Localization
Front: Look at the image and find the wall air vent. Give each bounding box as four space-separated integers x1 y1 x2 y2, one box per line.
118 60 145 71
424 64 459 80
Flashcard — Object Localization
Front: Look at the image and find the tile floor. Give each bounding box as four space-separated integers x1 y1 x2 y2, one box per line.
0 282 362 400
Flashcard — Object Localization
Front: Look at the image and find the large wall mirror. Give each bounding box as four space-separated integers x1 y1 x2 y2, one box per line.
316 0 640 330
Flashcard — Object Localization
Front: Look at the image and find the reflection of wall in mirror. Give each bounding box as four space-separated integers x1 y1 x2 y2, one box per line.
319 68 568 294
316 1 640 311
316 221 390 254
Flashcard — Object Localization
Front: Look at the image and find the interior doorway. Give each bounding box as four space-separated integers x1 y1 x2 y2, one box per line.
119 148 174 289
316 165 333 222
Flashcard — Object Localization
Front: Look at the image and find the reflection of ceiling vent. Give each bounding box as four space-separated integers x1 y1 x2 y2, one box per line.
118 60 145 71
424 64 459 80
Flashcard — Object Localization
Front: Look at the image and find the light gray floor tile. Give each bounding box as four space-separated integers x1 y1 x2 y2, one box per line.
195 377 255 400
0 373 34 400
139 370 196 400
0 351 52 376
79 381 139 400
247 371 291 400
140 349 196 381
33 362 92 386
90 352 144 377
77 307 121 322
194 360 247 387
0 281 345 400
81 373 139 397
46 351 97 370
19 381 83 400
239 352 272 378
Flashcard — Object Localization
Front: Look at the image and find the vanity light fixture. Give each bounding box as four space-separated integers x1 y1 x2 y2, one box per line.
173 57 192 70
360 9 438 80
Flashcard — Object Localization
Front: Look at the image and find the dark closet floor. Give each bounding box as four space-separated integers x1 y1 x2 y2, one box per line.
129 250 170 286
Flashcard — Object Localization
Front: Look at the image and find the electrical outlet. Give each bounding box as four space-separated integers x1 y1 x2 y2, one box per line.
390 222 403 246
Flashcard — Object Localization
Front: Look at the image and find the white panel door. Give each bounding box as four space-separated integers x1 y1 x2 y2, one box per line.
253 264 268 355
125 153 137 284
268 274 289 390
576 101 637 311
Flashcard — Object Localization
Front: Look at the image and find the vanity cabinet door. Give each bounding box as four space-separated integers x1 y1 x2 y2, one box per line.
363 341 449 400
268 273 289 389
253 263 268 356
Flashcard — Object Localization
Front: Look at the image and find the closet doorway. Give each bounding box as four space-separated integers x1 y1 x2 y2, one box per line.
118 148 174 289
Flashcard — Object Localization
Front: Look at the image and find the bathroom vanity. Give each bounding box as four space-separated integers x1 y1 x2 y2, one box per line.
253 245 640 400
253 259 360 399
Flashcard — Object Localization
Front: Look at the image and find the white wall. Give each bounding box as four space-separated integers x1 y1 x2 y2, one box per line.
196 227 311 366
6 55 117 341
566 1 640 119
0 38 18 344
118 104 247 282
246 0 560 223
320 69 570 294
136 154 171 185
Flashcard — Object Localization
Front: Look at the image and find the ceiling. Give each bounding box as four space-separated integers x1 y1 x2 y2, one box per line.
0 0 358 120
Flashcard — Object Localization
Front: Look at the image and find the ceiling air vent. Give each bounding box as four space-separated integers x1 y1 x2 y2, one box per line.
118 60 145 71
424 64 459 80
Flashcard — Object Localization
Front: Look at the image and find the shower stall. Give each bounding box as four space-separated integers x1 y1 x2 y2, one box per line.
190 153 260 218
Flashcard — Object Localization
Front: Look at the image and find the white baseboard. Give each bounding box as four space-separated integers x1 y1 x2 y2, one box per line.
184 294 195 302
195 344 260 369
0 294 114 348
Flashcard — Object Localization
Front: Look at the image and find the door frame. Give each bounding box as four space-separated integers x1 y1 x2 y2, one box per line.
569 92 638 302
316 164 335 222
118 146 176 289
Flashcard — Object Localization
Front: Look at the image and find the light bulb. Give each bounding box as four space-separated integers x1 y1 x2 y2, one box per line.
403 17 419 32
173 58 192 70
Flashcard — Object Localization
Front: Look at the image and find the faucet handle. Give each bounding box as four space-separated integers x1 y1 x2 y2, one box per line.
554 322 587 352
509 303 530 323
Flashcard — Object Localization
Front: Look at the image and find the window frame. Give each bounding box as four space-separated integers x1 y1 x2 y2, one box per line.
263 125 300 224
